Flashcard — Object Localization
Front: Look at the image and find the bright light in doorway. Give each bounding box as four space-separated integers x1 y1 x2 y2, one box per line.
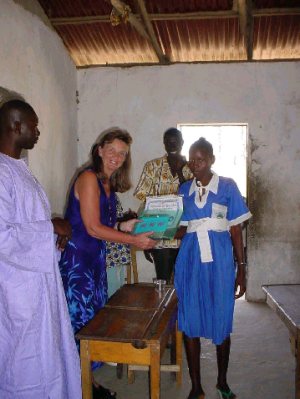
178 124 248 197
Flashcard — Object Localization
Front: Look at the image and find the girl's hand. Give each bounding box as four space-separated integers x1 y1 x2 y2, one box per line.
118 208 138 222
235 266 246 299
118 218 138 233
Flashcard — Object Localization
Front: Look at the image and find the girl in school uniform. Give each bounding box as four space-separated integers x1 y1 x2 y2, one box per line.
175 137 251 399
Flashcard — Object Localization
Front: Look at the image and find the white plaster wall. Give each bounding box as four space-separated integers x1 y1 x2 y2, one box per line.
77 62 300 300
0 0 77 214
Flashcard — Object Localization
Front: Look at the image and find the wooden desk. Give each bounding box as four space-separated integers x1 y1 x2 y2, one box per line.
262 284 300 399
76 283 182 399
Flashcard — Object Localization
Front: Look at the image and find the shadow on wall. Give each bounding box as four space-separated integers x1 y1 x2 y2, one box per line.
0 87 25 107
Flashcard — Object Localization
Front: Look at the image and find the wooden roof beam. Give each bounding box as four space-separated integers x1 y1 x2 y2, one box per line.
50 11 238 26
108 0 168 64
108 0 149 41
237 0 254 60
50 8 300 26
232 0 238 13
254 8 300 17
133 0 169 64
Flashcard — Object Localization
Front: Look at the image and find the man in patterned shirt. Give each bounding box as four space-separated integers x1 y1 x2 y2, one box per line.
134 127 193 283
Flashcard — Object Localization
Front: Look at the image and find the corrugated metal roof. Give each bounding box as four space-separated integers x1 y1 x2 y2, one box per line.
38 0 300 67
57 22 158 65
154 19 245 62
254 15 300 59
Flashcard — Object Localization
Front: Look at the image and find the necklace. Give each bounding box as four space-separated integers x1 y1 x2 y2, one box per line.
196 180 206 202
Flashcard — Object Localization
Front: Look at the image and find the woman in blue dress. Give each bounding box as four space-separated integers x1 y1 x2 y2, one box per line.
174 137 251 399
59 128 155 399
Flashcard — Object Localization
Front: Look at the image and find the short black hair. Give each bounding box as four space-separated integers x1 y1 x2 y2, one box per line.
0 100 36 135
190 137 214 156
163 127 182 141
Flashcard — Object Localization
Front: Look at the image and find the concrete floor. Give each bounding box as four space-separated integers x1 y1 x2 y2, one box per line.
94 299 294 399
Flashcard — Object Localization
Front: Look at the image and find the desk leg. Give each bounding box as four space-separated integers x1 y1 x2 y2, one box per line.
176 323 183 386
126 262 131 284
80 340 93 399
296 331 300 399
150 344 161 399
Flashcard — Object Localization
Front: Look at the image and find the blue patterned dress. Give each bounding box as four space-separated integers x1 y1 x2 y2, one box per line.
59 175 116 340
175 174 251 345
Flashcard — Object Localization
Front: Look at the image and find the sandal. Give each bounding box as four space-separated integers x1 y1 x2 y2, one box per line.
93 384 117 399
216 386 236 399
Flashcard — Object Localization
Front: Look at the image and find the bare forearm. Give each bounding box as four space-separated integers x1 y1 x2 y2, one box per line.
230 224 245 266
86 222 135 245
174 226 187 239
86 221 156 250
230 224 247 298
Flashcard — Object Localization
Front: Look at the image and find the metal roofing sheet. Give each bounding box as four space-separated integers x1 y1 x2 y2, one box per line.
37 0 300 67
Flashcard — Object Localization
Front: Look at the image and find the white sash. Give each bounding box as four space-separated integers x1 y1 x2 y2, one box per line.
187 218 229 263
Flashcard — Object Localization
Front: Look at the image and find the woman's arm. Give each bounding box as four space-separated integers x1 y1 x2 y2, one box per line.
75 171 155 250
230 224 246 299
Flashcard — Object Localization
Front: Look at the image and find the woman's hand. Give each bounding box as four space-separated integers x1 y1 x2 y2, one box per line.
119 220 156 249
132 232 156 250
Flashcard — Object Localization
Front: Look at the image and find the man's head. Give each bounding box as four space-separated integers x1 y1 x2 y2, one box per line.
0 100 40 153
163 127 184 156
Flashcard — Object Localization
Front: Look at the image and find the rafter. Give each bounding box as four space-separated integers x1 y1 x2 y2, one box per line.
50 8 300 26
254 7 300 16
232 0 238 13
133 0 168 64
108 0 168 64
237 0 254 60
109 0 151 42
50 11 237 26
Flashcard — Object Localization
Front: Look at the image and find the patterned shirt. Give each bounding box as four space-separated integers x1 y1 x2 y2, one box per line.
134 155 193 248
106 194 131 268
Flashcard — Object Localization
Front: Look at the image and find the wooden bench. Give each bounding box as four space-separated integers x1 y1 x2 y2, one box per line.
262 284 300 399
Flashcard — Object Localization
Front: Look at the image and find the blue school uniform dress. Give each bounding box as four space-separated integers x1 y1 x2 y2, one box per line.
174 173 251 345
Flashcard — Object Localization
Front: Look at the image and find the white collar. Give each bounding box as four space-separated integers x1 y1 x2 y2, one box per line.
189 172 219 197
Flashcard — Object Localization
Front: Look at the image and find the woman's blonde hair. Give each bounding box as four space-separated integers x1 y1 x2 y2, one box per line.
90 128 133 192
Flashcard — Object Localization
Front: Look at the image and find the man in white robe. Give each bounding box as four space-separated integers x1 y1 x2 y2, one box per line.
0 99 82 399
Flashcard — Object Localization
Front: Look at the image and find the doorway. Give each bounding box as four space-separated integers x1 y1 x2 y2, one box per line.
177 123 248 197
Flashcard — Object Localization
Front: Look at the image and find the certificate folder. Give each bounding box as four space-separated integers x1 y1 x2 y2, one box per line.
133 195 183 240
